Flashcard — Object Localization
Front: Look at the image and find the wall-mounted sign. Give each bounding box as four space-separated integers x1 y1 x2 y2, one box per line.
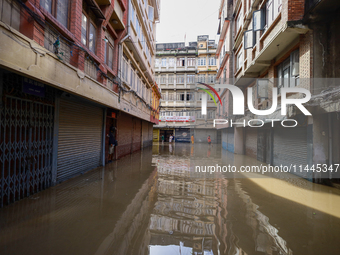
22 78 45 97
160 116 195 122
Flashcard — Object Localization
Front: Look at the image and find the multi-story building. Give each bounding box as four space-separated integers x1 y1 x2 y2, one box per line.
154 36 220 143
216 0 340 183
0 0 160 207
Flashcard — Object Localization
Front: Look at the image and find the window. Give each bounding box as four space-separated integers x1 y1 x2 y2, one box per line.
236 52 243 71
209 57 216 66
208 75 216 84
177 58 185 67
176 75 184 84
187 75 195 84
1 0 20 30
236 9 242 33
197 74 205 83
81 10 96 53
168 58 175 67
197 111 203 119
122 55 129 83
265 0 282 28
277 49 299 94
136 17 141 38
104 32 114 70
176 93 185 101
186 92 194 101
130 68 136 89
155 59 160 67
187 58 196 66
40 0 69 28
148 5 154 21
160 75 166 84
130 4 135 26
208 110 215 119
161 58 167 67
197 57 206 66
168 75 174 84
168 93 174 101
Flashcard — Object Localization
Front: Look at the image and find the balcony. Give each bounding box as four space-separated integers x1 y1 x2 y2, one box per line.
110 0 125 30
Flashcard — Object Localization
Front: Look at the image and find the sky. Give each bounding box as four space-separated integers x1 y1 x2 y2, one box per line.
156 0 221 44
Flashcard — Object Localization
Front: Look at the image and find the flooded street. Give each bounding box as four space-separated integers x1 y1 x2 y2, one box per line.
1 143 340 255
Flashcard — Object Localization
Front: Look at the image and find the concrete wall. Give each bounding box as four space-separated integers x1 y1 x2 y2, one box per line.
234 127 244 155
312 9 340 80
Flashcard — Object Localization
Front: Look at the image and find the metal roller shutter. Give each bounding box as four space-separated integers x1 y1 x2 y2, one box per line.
273 127 308 178
227 128 234 153
246 128 257 158
57 99 103 182
257 129 266 163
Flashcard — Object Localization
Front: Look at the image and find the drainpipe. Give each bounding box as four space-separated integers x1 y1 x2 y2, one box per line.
328 113 333 179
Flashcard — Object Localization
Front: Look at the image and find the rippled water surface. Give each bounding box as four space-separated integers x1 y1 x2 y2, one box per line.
1 143 340 255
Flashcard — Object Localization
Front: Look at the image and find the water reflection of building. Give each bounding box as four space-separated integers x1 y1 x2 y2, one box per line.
231 180 293 255
149 157 218 254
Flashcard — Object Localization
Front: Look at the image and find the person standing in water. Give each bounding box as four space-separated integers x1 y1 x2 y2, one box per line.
169 134 173 143
207 135 212 146
191 135 194 144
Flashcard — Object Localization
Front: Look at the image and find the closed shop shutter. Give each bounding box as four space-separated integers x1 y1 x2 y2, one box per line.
273 127 308 178
246 128 257 158
57 99 103 182
257 129 267 163
227 128 234 153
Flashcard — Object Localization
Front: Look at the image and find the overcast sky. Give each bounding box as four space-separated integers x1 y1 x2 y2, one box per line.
156 0 221 44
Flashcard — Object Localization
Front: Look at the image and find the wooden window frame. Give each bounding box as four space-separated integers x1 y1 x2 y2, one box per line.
81 3 97 53
105 40 114 70
104 33 114 70
40 0 70 28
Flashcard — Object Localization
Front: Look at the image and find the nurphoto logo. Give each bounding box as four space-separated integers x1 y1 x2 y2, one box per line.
198 81 312 128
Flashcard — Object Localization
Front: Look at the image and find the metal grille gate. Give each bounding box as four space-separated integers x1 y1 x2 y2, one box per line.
0 74 55 207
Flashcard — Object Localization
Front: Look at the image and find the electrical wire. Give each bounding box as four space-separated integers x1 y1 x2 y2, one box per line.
13 0 161 113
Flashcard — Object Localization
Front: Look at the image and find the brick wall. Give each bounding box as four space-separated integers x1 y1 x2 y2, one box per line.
19 0 127 88
299 31 313 90
288 0 305 21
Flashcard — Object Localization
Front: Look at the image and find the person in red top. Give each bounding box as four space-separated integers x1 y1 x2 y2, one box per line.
207 135 211 145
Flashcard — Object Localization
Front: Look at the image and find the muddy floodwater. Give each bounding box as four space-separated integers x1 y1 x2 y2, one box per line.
1 143 340 255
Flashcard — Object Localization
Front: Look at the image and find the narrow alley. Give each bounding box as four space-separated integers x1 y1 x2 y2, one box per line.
1 143 339 255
